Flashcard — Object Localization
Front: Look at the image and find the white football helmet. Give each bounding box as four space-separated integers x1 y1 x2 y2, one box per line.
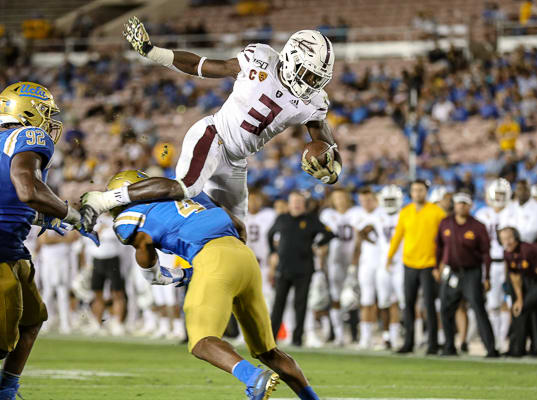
308 271 331 311
487 178 512 208
428 186 448 204
379 185 403 214
279 30 334 101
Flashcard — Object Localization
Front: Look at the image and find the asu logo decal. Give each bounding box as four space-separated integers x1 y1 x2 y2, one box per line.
258 71 267 82
444 229 451 237
464 230 475 240
299 221 307 229
522 259 529 269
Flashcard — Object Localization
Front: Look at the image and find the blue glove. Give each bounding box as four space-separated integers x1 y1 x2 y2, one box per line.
36 214 68 236
77 225 100 247
175 267 193 288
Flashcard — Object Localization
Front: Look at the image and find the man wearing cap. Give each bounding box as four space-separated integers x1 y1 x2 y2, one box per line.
436 192 498 357
499 226 537 357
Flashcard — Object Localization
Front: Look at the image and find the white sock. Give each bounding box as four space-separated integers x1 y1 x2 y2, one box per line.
438 328 445 344
382 330 390 342
57 285 70 331
329 308 344 342
488 310 501 344
415 318 424 344
389 323 400 347
159 317 170 333
143 309 157 330
500 311 511 342
172 318 183 335
360 322 373 346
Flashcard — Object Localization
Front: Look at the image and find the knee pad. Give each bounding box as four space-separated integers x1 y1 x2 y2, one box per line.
0 349 8 360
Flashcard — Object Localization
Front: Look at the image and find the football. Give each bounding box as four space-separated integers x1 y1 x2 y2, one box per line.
303 140 333 167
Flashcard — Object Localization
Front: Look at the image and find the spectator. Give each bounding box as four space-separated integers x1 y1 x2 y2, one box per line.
316 17 333 39
436 192 498 357
432 95 455 123
496 113 520 152
333 17 349 43
257 20 273 44
268 191 334 346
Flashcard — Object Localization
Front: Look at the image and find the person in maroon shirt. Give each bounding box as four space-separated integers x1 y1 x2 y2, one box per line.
499 227 537 357
436 192 498 357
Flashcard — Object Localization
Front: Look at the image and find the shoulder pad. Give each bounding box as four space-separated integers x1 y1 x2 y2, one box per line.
113 211 146 245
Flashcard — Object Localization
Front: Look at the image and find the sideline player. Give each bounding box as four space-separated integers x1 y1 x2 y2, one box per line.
319 188 360 346
350 187 383 349
0 82 96 399
80 17 342 229
475 178 512 350
246 189 277 303
107 170 321 400
376 185 405 349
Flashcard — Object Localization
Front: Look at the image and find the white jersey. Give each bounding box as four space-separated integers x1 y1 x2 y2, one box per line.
352 207 384 267
377 211 402 265
320 206 361 265
213 43 329 160
475 206 510 260
503 199 537 243
246 208 277 269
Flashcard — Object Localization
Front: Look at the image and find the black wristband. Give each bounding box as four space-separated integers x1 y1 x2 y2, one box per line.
141 42 154 55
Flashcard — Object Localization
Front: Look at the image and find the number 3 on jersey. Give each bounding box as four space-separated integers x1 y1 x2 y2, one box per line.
240 94 282 136
175 199 205 218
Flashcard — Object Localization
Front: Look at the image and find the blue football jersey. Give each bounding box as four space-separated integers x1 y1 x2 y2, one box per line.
0 126 54 261
113 192 239 264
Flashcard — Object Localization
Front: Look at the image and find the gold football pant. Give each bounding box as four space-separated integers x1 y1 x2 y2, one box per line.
184 236 276 357
0 259 48 352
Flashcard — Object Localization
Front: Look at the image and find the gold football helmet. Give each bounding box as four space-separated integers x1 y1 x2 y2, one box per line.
106 170 150 218
106 170 150 191
0 81 63 143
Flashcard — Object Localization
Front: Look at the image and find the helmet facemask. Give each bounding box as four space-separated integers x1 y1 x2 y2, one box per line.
32 100 63 143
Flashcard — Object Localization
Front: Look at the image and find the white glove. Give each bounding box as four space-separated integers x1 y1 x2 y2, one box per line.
79 188 130 232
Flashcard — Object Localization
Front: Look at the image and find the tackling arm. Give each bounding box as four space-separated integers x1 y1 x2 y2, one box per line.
10 151 77 222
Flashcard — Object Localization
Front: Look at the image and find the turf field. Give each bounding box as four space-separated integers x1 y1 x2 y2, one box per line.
21 335 536 400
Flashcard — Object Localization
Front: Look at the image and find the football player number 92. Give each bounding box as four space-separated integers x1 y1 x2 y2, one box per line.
25 129 46 146
175 199 206 218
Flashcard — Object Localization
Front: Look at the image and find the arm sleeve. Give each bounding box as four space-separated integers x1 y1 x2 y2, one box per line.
306 90 330 122
236 43 257 77
387 210 405 259
479 224 492 279
5 127 54 165
435 219 445 267
268 215 282 253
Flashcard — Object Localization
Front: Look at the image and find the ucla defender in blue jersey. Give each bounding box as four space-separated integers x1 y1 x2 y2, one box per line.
108 170 322 400
0 82 97 400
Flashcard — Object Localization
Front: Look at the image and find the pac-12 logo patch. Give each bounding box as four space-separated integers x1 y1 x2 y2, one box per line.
258 71 267 82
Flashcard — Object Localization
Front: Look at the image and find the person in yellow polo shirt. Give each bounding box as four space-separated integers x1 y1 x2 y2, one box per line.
386 179 446 354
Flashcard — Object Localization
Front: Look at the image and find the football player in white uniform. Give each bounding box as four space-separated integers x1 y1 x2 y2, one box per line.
349 187 383 349
245 190 277 303
319 188 360 346
475 178 512 350
375 185 404 349
507 180 537 243
80 17 341 230
531 184 537 202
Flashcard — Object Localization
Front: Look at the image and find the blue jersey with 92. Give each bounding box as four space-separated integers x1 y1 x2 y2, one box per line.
113 192 239 264
0 126 54 261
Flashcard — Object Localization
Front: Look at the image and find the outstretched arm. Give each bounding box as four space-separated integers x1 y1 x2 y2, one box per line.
124 16 240 79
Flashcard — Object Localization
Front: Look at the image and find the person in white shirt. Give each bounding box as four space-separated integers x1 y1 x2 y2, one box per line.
85 214 126 336
507 180 537 243
319 188 360 346
350 187 383 349
475 178 513 350
246 190 277 303
375 185 405 349
37 230 78 334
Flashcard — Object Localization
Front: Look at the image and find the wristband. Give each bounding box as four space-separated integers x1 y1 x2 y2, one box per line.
197 56 207 79
147 46 175 67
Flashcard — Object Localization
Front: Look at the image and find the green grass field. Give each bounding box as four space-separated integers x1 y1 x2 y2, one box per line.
20 335 537 400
